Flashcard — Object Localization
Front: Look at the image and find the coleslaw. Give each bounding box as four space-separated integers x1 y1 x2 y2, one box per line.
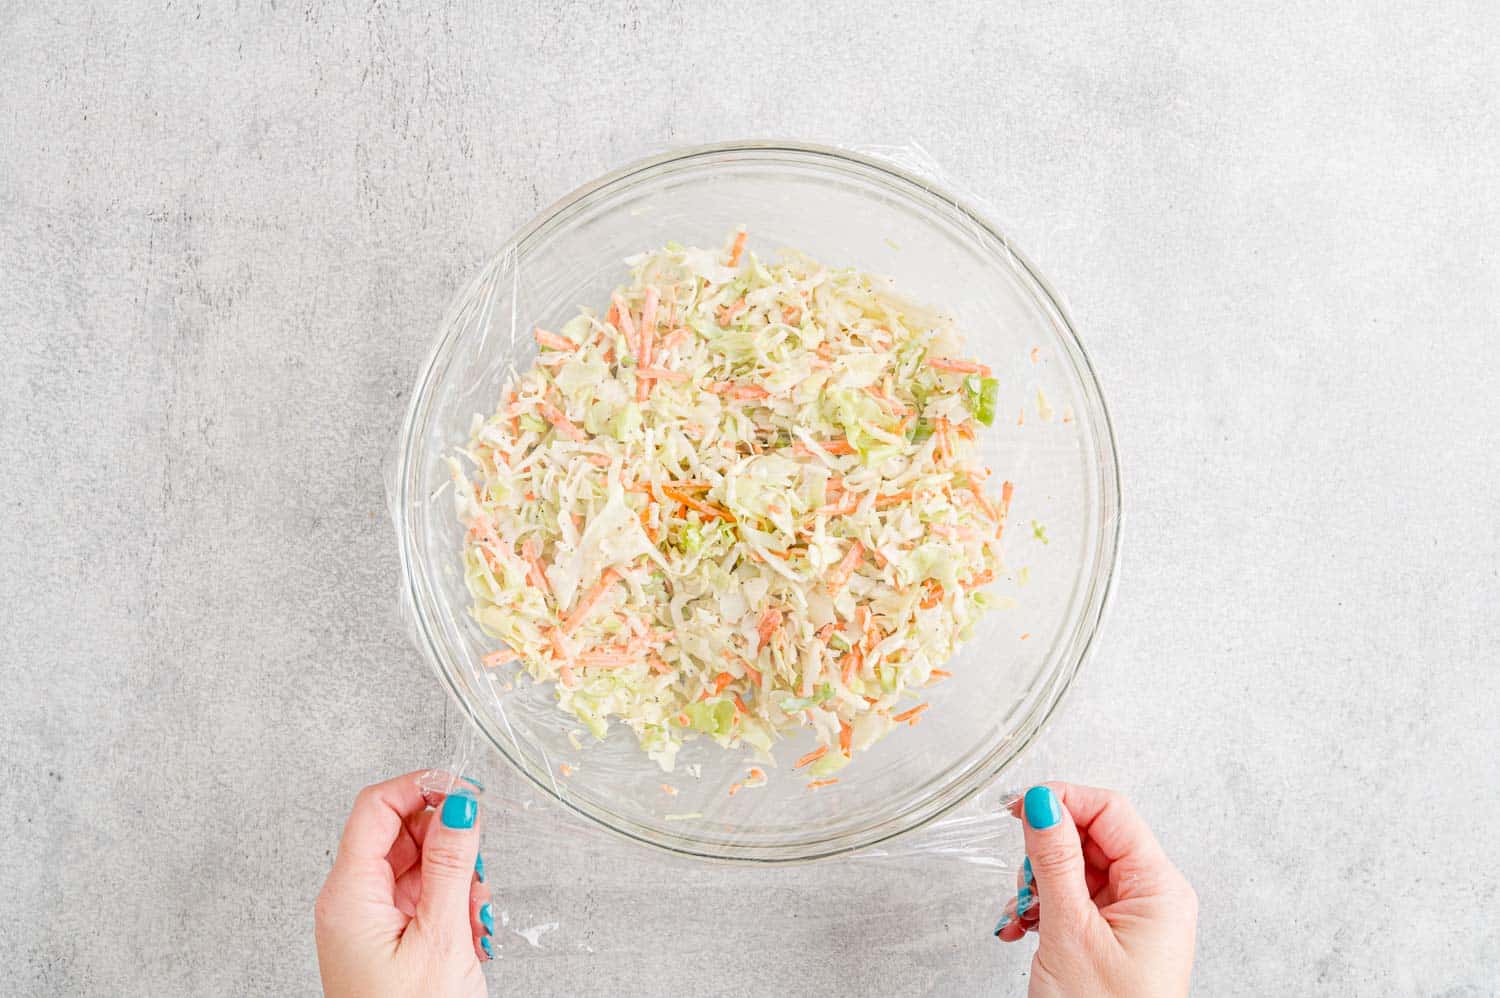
450 231 1014 779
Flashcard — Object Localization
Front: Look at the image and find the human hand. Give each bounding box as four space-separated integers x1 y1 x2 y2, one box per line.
994 783 1197 998
315 772 492 998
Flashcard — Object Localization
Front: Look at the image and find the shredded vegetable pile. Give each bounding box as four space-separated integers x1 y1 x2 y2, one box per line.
450 231 1015 781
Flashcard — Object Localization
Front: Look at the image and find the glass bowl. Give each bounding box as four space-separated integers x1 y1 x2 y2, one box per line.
394 141 1119 863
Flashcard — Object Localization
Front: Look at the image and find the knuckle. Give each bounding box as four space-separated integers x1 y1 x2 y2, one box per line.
423 841 472 876
1029 840 1081 876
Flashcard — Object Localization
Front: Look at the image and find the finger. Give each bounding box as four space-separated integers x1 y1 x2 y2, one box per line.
336 772 437 867
1020 784 1094 940
1050 784 1166 868
1014 855 1035 893
413 790 483 948
393 865 422 918
996 918 1027 943
993 896 1022 940
1082 834 1111 875
471 883 494 943
387 819 424 880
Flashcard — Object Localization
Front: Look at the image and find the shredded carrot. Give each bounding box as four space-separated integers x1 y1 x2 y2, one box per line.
636 285 659 401
825 539 865 596
743 661 764 687
559 763 574 777
661 485 735 522
839 720 852 756
660 783 678 796
538 401 586 443
585 453 612 468
1020 632 1031 641
748 767 766 783
727 229 748 268
521 539 552 597
649 654 672 675
840 647 861 685
963 568 995 590
733 694 750 714
795 745 829 769
610 292 637 356
728 781 743 797
919 581 943 609
482 649 517 668
927 357 992 376
891 703 930 724
757 608 783 652
558 662 577 688
534 328 578 352
815 341 832 361
874 490 914 509
576 648 637 668
815 493 859 517
1030 346 1041 363
561 568 620 634
716 297 748 326
806 779 839 789
930 668 952 680
711 671 734 695
782 305 801 324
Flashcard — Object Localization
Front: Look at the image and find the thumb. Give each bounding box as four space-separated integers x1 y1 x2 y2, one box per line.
413 789 482 947
1020 783 1094 942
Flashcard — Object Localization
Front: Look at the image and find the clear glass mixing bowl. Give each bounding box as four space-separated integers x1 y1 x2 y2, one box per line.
394 141 1120 862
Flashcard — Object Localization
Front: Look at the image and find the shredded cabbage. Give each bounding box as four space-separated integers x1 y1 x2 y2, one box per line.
452 231 1015 777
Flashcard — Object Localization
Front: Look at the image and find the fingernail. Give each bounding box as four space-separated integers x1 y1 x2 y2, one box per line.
441 791 477 829
1023 856 1034 884
993 914 1009 936
479 902 494 935
1017 887 1034 916
475 853 486 883
461 774 486 792
480 935 492 959
1023 785 1061 829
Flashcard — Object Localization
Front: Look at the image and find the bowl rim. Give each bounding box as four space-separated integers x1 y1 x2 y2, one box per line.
395 139 1122 863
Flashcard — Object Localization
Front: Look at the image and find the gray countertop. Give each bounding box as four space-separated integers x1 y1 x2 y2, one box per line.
3 2 1497 995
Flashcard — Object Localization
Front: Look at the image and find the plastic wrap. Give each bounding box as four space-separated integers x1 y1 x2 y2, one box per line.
385 141 1118 954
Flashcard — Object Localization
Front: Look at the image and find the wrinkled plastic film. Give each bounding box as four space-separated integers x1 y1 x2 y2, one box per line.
384 141 1118 953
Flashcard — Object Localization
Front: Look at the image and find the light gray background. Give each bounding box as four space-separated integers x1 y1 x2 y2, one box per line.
3 2 1497 995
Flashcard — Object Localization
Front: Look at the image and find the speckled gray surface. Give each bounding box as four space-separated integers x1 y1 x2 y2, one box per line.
3 2 1498 995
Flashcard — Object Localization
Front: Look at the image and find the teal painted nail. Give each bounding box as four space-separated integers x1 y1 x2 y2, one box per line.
1024 785 1061 829
480 935 492 959
1023 856 1033 884
993 914 1009 936
1017 887 1035 916
475 853 485 883
441 791 477 829
460 775 486 792
479 902 494 935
